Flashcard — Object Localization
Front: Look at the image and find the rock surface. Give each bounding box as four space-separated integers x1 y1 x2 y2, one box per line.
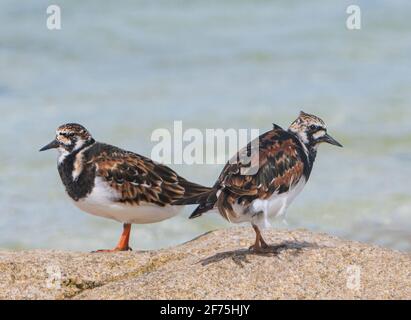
0 227 410 300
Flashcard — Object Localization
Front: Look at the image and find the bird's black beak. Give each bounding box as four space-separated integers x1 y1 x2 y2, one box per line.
39 139 59 152
322 133 343 147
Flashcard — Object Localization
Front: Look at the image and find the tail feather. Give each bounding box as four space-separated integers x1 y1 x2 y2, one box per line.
173 189 213 206
173 187 218 219
189 202 215 219
179 179 212 198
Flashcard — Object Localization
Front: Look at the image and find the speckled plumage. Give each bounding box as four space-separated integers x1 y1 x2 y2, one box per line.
187 128 310 222
176 111 342 252
41 123 211 252
59 141 210 206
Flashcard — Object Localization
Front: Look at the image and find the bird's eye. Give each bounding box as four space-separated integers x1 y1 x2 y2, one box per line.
59 132 74 138
309 125 317 131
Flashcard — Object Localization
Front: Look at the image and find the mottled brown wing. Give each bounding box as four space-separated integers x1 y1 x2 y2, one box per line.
215 129 306 221
92 148 210 206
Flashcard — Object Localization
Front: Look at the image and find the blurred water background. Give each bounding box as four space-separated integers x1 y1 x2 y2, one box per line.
0 0 410 252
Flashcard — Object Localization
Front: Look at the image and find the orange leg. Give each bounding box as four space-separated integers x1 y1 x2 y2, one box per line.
249 224 269 252
93 223 132 253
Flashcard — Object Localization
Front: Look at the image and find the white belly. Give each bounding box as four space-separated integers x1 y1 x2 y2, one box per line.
230 177 307 228
71 177 183 224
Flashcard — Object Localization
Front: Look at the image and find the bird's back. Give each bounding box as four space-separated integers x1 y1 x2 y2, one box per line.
180 126 311 220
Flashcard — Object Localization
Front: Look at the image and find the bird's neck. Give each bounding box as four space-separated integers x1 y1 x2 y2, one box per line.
302 145 317 181
307 146 317 166
288 129 317 179
57 140 96 201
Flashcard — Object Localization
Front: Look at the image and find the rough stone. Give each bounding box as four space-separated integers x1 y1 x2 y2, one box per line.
0 228 410 300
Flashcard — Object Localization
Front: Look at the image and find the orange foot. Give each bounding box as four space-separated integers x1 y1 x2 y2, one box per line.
92 246 132 253
92 223 132 253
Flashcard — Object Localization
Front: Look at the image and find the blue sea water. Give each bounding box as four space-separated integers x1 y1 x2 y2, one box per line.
0 0 410 252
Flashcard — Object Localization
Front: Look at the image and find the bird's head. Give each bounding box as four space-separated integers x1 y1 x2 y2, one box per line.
288 111 343 148
39 123 95 155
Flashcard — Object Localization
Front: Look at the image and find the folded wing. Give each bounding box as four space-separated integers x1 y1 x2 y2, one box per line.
186 129 307 220
92 146 211 207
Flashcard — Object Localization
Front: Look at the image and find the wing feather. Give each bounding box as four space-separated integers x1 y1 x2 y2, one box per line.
90 146 210 206
214 129 307 221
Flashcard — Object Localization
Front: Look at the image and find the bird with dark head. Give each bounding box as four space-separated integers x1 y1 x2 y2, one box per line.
175 111 342 252
40 123 95 155
40 123 211 252
288 111 342 149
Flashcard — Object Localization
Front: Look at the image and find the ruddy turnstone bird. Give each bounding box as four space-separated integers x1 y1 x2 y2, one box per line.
40 123 211 252
175 111 342 252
